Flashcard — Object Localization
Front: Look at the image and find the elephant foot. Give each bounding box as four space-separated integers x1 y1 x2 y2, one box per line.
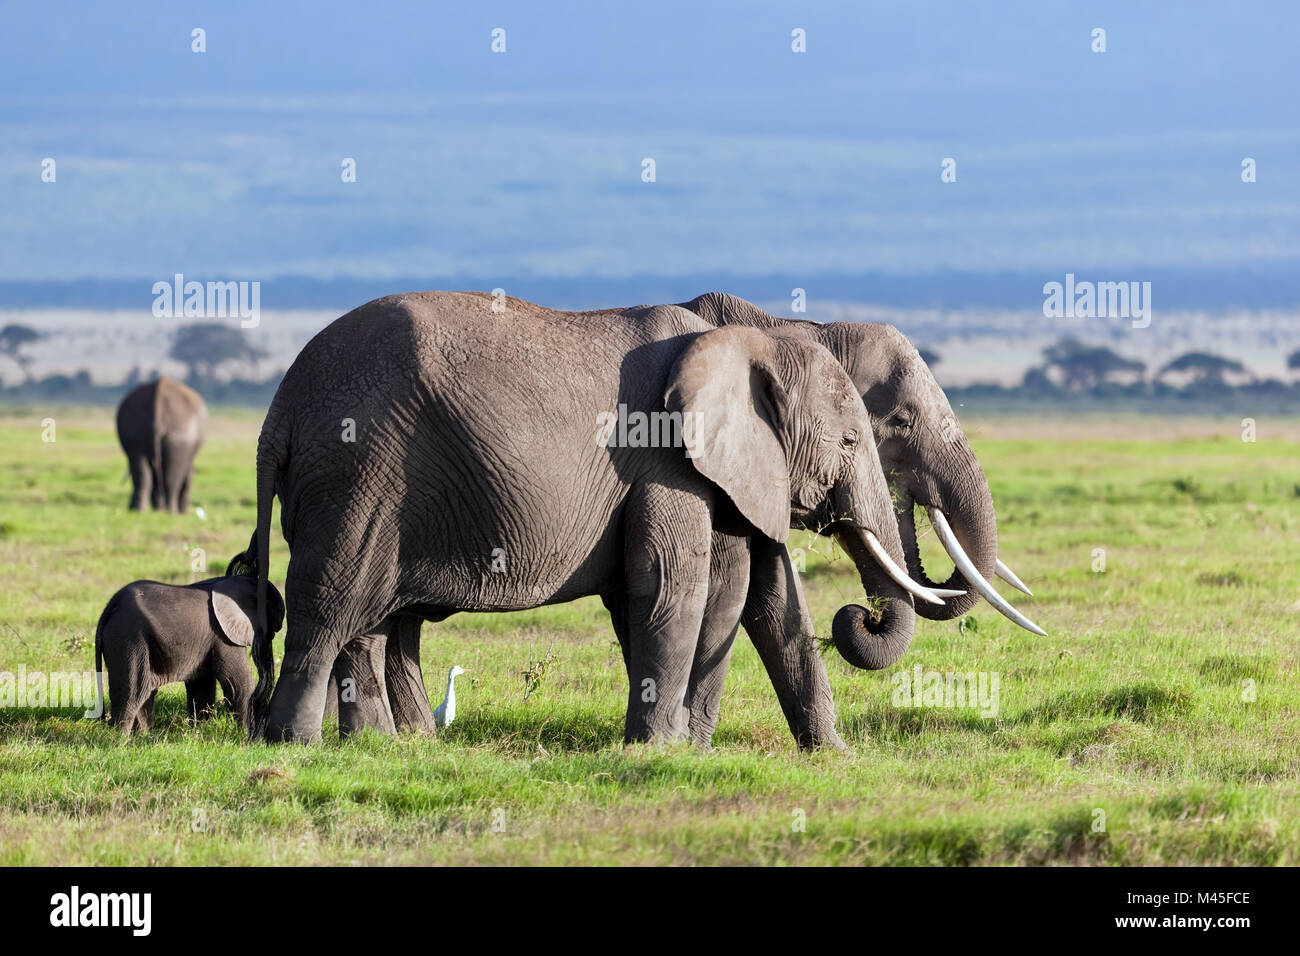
623 709 691 746
687 710 719 751
795 725 848 753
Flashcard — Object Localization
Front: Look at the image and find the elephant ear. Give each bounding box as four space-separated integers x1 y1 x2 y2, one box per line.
665 326 791 542
210 587 255 647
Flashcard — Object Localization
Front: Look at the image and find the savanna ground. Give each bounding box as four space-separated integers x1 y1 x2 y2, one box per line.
0 407 1296 865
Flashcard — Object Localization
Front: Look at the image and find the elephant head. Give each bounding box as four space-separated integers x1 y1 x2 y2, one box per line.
665 326 958 670
823 322 1044 635
677 292 1044 641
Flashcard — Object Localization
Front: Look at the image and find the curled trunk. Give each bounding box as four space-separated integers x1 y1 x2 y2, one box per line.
830 528 916 670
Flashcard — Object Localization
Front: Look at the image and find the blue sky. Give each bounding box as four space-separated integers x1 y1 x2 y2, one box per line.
1 1 1297 292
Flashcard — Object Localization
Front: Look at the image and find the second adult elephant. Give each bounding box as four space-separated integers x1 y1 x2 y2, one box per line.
116 377 207 513
246 292 946 743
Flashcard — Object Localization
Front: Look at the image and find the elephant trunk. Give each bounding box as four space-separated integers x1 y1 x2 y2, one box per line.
830 527 917 670
899 453 997 622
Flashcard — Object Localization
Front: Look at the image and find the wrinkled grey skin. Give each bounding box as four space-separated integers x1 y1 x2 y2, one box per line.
246 291 916 744
378 293 1002 750
93 575 285 735
116 377 208 513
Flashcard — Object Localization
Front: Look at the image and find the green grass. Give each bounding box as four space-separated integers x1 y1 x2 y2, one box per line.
0 407 1297 864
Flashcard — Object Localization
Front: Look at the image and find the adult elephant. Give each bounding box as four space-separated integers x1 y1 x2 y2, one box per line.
376 293 1045 749
247 291 948 743
116 376 207 513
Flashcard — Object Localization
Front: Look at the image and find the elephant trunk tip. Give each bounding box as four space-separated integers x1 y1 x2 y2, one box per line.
832 599 913 671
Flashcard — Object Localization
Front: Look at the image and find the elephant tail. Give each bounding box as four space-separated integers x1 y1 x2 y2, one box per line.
249 416 286 739
93 594 117 723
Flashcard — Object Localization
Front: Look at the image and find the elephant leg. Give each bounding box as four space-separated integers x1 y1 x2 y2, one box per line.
384 614 435 733
621 485 710 744
600 592 632 672
164 441 196 514
740 536 845 751
185 660 217 721
322 669 339 723
684 531 752 749
334 631 397 738
127 454 151 511
215 648 254 730
264 611 346 743
177 469 193 514
107 654 147 734
149 458 166 511
158 441 182 513
134 689 158 735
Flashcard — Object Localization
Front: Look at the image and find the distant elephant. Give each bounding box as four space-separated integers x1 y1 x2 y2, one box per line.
375 293 1045 749
245 292 945 743
116 376 207 513
93 574 285 735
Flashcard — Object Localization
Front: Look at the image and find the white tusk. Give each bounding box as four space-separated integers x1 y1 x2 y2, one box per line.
929 509 1047 637
862 531 961 607
995 558 1033 596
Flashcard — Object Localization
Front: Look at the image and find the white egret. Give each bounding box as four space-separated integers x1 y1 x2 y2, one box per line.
433 665 466 730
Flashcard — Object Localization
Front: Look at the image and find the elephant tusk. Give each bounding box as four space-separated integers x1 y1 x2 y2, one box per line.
862 530 961 607
929 509 1048 637
995 558 1033 596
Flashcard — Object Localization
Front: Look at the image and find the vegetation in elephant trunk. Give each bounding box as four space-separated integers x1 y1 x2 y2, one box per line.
830 526 918 670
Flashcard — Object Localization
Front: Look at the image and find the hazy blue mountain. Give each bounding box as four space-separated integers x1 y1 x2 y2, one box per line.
1 1 1296 305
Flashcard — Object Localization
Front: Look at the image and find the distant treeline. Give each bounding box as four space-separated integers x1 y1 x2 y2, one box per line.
3 324 1300 414
938 336 1300 414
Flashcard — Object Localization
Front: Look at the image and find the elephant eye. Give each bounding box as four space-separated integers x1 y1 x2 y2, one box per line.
841 431 859 447
888 411 913 430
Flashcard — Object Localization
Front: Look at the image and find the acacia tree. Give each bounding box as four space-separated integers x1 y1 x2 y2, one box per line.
169 323 266 381
1287 349 1300 374
1158 351 1247 387
1041 337 1145 391
917 347 941 368
0 324 42 382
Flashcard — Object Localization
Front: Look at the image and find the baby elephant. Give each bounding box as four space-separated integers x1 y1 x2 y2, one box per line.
94 575 285 735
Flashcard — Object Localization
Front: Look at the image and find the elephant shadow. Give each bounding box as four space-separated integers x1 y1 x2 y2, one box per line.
434 705 625 752
0 691 252 743
837 680 1193 744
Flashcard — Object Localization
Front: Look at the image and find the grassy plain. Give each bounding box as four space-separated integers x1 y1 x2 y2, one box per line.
0 408 1296 864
